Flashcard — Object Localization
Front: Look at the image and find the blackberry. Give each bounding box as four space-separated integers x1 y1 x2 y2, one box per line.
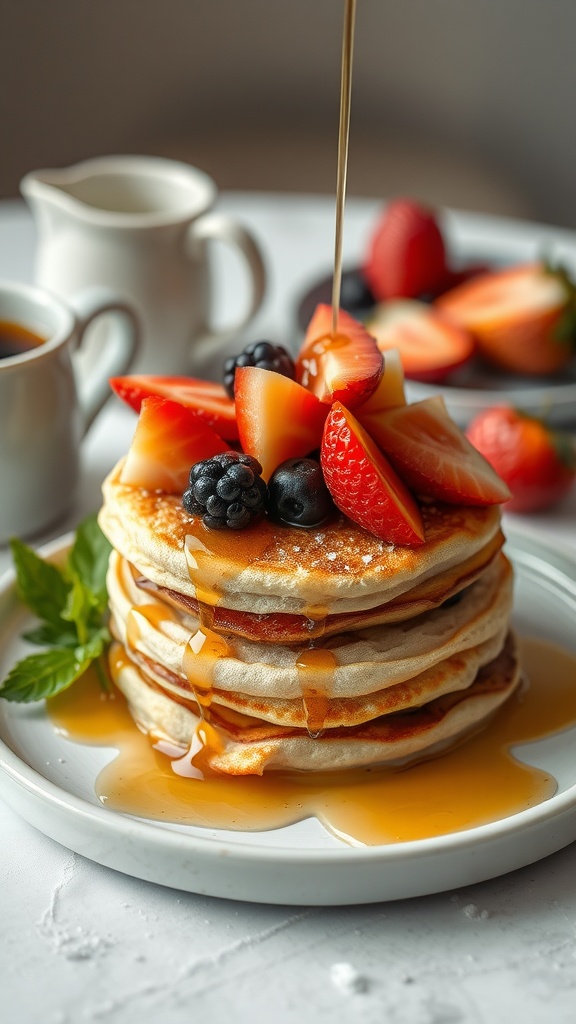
182 452 267 530
268 458 335 528
223 340 295 398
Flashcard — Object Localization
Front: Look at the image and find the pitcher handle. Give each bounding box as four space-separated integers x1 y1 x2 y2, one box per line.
72 287 140 433
187 212 266 359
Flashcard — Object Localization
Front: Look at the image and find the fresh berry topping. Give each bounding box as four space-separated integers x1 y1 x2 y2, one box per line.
296 304 383 408
466 406 576 513
338 268 376 316
235 366 328 481
320 402 425 546
363 199 448 301
356 348 406 415
362 395 511 506
120 396 230 493
436 262 576 375
182 452 267 529
110 374 239 441
223 341 295 398
365 300 475 383
268 458 335 528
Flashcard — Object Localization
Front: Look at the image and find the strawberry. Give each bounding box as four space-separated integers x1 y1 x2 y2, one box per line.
363 199 448 301
436 262 576 375
120 396 230 493
466 406 576 512
365 300 475 383
235 366 328 481
296 304 383 408
355 347 406 415
110 375 239 441
362 396 511 506
320 402 425 546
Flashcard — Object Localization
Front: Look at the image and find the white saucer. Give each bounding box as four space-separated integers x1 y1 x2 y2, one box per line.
1 528 576 905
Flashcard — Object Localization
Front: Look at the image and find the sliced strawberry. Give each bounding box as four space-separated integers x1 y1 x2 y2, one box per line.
363 199 448 301
320 402 425 546
355 347 406 416
235 366 328 481
362 396 511 506
440 261 492 291
296 303 383 408
436 262 575 375
466 406 576 512
120 396 230 493
110 375 239 441
366 300 475 383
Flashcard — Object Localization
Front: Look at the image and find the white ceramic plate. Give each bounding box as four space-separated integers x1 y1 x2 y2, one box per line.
1 528 576 906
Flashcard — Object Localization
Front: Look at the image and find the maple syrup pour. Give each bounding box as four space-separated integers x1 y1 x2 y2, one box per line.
48 638 576 845
183 524 269 771
125 603 179 652
184 518 278 613
303 604 329 640
296 647 337 737
331 0 357 336
179 604 234 775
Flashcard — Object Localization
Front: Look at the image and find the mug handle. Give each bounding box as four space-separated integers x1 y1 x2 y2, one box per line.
72 287 140 433
187 212 266 358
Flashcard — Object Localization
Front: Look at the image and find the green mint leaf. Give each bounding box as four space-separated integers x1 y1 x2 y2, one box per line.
3 516 114 704
9 538 71 628
61 574 92 644
0 647 92 703
22 622 79 648
81 626 111 662
67 514 112 614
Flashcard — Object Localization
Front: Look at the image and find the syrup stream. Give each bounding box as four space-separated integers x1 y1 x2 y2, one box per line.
331 0 357 336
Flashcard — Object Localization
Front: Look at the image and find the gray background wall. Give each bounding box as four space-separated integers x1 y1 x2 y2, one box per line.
1 0 574 225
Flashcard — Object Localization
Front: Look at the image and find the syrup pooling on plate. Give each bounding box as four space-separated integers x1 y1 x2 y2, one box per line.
47 637 576 845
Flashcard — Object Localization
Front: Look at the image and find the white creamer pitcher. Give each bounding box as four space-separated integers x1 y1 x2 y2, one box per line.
21 155 266 375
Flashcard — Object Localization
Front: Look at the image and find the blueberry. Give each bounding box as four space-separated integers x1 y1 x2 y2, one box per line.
268 458 335 528
339 269 376 316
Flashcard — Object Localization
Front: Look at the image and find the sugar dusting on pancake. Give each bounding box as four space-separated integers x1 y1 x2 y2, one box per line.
100 461 504 614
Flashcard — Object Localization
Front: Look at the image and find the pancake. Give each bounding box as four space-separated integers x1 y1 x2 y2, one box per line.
100 461 504 626
130 525 504 643
116 628 508 729
99 455 517 776
108 549 513 702
108 632 521 774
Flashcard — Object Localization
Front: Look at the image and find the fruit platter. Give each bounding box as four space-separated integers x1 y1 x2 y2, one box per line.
296 199 576 426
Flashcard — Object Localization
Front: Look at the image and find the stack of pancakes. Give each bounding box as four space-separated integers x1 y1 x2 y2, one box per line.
98 462 520 775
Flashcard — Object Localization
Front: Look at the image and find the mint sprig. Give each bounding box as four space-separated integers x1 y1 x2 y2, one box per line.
1 515 112 703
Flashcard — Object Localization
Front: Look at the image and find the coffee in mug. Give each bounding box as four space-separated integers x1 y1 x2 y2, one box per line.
0 320 46 360
0 281 139 544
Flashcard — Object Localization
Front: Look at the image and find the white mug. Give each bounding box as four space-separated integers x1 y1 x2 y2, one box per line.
0 281 139 544
21 155 266 375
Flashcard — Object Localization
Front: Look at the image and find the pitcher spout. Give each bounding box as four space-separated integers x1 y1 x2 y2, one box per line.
20 155 217 228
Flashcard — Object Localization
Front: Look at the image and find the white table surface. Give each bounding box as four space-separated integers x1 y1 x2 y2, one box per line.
1 195 576 1024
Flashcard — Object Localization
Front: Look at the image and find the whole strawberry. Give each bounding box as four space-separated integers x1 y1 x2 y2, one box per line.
363 198 448 301
466 406 576 513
